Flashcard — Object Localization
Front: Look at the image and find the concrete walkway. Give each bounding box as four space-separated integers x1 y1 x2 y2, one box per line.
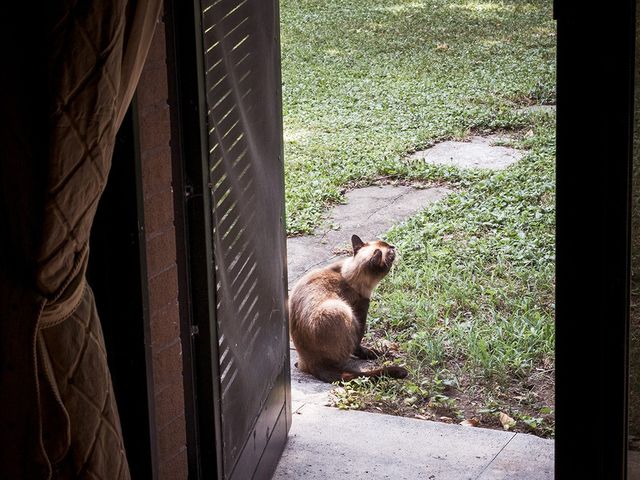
287 185 451 287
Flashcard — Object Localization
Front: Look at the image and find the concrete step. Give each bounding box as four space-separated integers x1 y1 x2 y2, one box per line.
274 403 554 480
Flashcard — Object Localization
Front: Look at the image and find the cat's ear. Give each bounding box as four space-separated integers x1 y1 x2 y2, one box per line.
370 249 383 266
351 235 364 255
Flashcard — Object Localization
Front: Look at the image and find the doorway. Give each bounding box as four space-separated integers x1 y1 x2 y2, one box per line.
281 0 556 438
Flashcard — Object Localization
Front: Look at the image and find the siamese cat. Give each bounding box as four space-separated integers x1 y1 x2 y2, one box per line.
289 234 408 383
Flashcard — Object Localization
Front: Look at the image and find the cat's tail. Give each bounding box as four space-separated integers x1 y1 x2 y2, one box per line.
341 365 408 382
309 363 408 383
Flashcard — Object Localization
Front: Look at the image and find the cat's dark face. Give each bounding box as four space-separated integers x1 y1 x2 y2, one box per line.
351 235 396 277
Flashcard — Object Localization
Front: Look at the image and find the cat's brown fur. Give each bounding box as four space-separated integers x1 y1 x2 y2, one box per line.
289 234 408 382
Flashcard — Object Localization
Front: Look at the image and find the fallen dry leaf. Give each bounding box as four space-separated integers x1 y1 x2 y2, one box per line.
414 414 429 420
380 339 398 350
404 396 418 406
499 412 516 430
460 418 480 427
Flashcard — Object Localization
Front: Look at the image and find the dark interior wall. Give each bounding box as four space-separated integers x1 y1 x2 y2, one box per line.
88 110 153 479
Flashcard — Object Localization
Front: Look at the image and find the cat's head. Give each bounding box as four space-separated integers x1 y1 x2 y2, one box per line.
350 234 396 277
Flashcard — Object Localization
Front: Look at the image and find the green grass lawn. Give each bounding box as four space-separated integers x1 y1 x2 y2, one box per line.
281 0 555 436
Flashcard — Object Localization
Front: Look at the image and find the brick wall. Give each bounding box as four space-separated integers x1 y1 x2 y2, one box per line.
136 17 188 480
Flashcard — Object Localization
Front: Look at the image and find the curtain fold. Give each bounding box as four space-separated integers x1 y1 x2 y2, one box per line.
0 0 161 478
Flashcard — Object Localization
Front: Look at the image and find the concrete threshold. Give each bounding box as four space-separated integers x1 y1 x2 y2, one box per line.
277 348 554 480
274 402 553 480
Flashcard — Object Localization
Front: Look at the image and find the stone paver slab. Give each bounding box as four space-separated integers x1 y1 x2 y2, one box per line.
408 136 524 171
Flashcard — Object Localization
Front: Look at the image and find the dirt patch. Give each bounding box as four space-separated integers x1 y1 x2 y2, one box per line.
328 335 555 439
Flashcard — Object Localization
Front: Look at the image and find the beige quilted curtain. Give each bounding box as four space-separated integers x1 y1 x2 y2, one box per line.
0 1 161 478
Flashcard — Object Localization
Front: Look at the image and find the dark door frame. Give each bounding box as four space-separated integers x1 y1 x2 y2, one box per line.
163 0 222 477
555 2 635 478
